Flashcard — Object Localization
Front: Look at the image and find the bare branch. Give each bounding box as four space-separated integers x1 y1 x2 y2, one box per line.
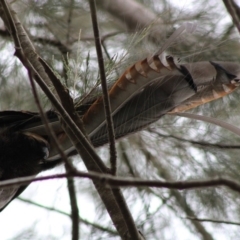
184 216 240 226
222 0 240 33
67 177 79 240
1 171 240 195
18 198 118 235
140 145 214 240
148 129 240 149
27 70 74 169
89 0 117 175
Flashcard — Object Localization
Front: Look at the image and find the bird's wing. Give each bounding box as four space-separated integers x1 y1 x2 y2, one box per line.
2 60 240 160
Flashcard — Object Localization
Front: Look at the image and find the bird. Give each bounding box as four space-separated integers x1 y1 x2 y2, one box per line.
1 56 239 211
1 23 240 211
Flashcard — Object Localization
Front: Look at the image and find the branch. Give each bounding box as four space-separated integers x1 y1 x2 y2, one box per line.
67 177 79 240
140 145 214 240
222 0 240 33
28 69 80 236
89 0 117 175
1 172 240 194
18 198 118 235
148 129 240 149
184 216 240 226
27 70 73 169
0 28 121 51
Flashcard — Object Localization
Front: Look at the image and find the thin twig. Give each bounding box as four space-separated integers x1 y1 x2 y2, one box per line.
65 3 80 237
89 0 117 175
222 0 240 33
184 216 240 226
64 40 80 240
0 28 122 52
89 2 142 239
148 129 240 149
27 70 74 170
18 197 118 235
141 145 214 240
1 172 240 194
67 177 79 240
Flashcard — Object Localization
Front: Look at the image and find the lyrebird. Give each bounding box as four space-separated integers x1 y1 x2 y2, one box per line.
1 24 240 211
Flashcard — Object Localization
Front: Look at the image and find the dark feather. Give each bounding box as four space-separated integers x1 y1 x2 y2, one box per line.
0 130 61 211
1 60 239 211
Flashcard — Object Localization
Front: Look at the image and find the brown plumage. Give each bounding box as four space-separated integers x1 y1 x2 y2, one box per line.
1 24 240 211
1 58 240 211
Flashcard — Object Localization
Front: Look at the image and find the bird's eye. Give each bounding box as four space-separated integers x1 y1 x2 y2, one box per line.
42 146 49 159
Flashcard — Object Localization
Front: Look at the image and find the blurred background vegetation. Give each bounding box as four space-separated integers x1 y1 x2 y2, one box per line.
1 0 240 239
